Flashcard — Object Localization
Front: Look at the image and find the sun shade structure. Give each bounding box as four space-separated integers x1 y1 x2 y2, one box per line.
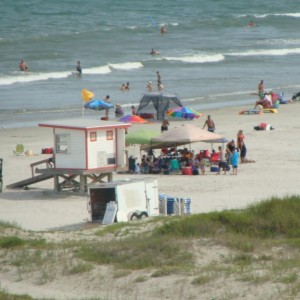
119 114 148 124
136 92 183 121
167 106 202 120
149 124 223 149
125 128 161 145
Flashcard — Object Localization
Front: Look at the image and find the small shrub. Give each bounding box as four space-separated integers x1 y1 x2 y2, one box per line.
67 263 93 275
0 236 24 249
191 274 213 285
134 275 148 282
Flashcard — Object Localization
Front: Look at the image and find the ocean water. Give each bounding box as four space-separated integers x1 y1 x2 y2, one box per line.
1 0 300 128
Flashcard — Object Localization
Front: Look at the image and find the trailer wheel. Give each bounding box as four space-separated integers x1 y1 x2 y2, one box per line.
130 212 139 220
140 212 148 219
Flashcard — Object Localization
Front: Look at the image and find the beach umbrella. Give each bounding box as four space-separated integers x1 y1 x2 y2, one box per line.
84 99 114 111
150 124 222 149
125 128 161 145
167 107 202 120
119 115 148 124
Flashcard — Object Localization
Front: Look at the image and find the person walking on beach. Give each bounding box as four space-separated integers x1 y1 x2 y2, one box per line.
202 115 215 132
258 80 264 100
76 61 82 74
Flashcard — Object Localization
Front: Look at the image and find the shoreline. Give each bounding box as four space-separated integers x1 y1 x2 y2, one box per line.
0 101 300 231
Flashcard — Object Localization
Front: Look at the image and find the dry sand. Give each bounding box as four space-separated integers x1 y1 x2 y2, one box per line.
0 102 300 299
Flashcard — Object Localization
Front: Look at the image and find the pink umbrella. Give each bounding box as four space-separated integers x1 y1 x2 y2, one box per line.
119 115 148 124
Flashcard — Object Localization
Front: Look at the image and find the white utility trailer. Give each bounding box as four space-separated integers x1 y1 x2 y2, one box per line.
87 178 159 224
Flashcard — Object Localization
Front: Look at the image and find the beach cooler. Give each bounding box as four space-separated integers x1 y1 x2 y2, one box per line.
182 166 192 175
210 166 219 172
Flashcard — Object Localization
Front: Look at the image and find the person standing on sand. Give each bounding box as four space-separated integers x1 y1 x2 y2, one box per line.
161 118 169 132
231 148 239 175
258 80 264 100
104 95 110 119
202 115 215 132
237 130 246 163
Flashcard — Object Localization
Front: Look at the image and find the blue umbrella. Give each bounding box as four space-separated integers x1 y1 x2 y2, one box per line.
84 99 114 111
167 107 202 120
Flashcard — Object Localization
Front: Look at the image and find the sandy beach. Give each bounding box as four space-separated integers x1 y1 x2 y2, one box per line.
1 103 300 230
1 102 300 299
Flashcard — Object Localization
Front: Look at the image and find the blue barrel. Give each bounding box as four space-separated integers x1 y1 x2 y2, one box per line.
167 197 176 215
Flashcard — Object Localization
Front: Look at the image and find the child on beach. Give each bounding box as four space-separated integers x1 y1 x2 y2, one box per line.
231 148 239 175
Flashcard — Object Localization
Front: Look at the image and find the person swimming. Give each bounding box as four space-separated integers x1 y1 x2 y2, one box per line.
19 60 28 71
150 49 160 55
160 25 167 34
247 21 255 27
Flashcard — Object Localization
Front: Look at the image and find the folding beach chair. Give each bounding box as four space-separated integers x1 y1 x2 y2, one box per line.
14 144 25 156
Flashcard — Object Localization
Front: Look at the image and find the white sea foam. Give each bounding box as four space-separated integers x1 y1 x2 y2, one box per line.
254 13 300 18
260 39 300 46
83 65 111 75
228 48 300 56
164 54 224 63
108 62 143 70
127 26 137 30
0 71 72 86
274 13 300 18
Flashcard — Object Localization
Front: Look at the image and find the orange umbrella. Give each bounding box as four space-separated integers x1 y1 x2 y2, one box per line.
119 114 148 123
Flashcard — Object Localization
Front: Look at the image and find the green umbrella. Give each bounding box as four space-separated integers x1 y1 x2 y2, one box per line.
125 128 161 145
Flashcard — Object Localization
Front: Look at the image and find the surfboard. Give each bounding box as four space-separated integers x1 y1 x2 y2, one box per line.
262 108 278 113
239 109 263 115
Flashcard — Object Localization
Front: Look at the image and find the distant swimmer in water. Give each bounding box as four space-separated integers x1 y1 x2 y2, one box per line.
247 21 255 27
146 81 153 92
76 61 82 74
19 59 28 71
160 24 167 34
150 48 160 55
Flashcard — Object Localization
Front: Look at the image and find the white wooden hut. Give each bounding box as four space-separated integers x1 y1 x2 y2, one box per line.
37 119 131 192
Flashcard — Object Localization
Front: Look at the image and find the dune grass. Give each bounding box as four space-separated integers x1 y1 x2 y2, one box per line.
1 195 300 299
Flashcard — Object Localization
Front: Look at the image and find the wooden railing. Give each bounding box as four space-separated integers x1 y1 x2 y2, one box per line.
30 159 52 177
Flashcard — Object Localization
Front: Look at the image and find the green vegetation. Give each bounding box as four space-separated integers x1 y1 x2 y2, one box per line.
156 196 300 240
78 234 193 270
1 195 300 299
